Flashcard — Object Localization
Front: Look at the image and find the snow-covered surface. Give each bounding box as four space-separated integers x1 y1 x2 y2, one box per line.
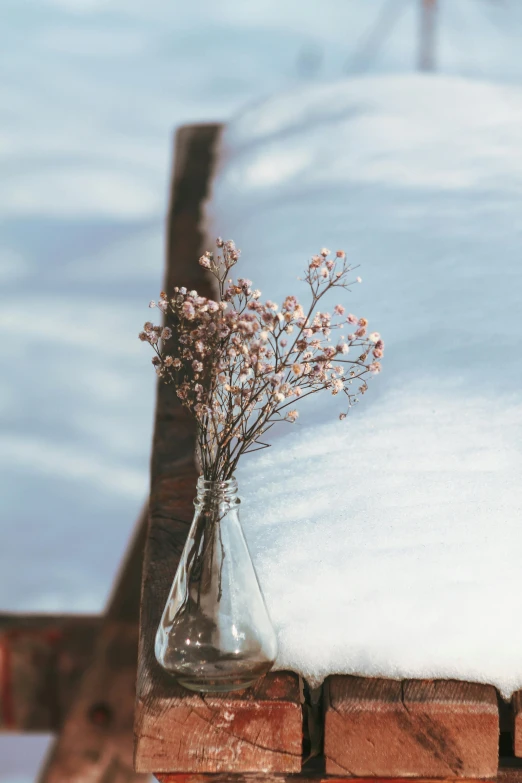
204 74 522 698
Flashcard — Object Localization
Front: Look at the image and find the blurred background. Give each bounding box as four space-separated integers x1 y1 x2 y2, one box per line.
1 0 522 779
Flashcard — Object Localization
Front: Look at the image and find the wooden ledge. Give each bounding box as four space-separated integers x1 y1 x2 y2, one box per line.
324 676 499 778
134 124 303 774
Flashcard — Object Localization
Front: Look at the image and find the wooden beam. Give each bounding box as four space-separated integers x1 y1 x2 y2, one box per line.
37 506 149 783
134 124 303 775
138 672 302 774
0 614 100 732
324 676 499 778
155 772 522 783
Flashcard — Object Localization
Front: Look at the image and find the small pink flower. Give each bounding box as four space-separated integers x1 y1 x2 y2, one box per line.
336 250 345 258
182 301 195 320
334 304 345 316
347 313 357 324
331 379 343 395
192 360 203 372
161 327 172 340
286 410 299 422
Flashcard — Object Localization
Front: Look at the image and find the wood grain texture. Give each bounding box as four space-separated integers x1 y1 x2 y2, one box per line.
324 676 499 778
138 672 302 774
134 124 303 775
0 614 99 731
513 691 522 757
37 507 149 783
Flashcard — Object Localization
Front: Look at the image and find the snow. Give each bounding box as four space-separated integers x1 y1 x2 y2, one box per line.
204 74 522 698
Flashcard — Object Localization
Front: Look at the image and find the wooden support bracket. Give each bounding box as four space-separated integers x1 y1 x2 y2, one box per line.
37 507 149 782
0 613 99 731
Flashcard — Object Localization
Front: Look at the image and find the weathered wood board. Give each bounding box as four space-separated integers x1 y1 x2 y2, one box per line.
155 774 522 783
133 124 303 774
138 672 302 774
324 676 499 778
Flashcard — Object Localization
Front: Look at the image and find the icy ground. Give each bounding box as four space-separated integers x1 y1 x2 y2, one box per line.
3 0 522 779
204 75 522 697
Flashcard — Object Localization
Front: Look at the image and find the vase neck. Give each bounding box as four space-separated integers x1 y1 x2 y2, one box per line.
195 476 239 508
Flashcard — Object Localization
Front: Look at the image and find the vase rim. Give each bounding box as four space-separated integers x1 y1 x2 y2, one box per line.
197 475 237 488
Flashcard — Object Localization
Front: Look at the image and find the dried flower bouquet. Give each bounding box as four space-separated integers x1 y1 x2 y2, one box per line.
140 239 383 481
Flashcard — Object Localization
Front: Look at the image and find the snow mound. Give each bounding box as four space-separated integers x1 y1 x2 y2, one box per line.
204 75 522 697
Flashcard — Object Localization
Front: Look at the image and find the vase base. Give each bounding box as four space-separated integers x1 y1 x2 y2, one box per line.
177 677 258 693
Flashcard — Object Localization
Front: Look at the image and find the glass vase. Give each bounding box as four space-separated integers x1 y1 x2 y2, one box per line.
155 476 278 692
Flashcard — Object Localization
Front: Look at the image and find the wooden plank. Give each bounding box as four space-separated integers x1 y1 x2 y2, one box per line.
155 772 522 783
0 613 100 731
138 672 302 774
134 123 303 775
37 506 149 783
513 691 522 757
324 676 499 778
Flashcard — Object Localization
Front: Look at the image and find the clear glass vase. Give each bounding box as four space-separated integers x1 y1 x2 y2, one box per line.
155 476 278 692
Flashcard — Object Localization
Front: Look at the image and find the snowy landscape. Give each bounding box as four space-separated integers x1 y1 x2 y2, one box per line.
2 0 522 780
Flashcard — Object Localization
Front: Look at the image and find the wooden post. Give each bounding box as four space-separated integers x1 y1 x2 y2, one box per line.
419 0 437 72
133 125 303 775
